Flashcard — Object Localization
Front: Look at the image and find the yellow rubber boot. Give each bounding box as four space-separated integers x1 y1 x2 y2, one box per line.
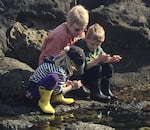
38 86 55 114
51 94 74 104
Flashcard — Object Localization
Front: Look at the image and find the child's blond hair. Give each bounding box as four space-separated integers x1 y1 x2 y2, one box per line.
66 5 89 26
85 23 105 42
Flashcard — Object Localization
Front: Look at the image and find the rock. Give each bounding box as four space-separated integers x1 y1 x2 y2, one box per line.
62 121 115 130
6 22 48 69
0 57 34 104
0 119 33 129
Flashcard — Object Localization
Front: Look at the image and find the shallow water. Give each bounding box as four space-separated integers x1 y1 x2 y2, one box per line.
28 107 150 130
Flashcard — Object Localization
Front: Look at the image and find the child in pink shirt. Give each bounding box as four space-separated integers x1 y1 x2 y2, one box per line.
39 5 89 65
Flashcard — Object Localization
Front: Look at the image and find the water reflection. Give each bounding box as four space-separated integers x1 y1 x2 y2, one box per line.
30 107 150 130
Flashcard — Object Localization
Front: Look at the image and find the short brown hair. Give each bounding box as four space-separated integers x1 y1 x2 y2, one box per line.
66 5 89 26
85 23 105 42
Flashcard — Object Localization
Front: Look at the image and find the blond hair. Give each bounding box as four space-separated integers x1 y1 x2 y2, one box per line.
85 23 105 42
66 5 89 26
54 47 75 76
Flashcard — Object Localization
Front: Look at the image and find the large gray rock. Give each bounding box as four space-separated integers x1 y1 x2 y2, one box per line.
0 57 34 104
0 0 75 30
0 28 7 58
6 22 48 69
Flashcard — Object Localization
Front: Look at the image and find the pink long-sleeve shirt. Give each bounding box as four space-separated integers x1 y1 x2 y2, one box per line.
39 22 85 65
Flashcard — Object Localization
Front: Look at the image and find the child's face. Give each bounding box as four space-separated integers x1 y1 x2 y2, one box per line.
68 23 87 37
86 38 103 51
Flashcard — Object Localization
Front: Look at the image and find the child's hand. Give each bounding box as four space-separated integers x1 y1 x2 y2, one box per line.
110 55 122 63
72 80 83 90
98 54 111 63
99 54 122 63
66 80 73 86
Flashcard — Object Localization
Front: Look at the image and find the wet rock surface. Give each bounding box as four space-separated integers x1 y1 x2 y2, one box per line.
62 121 115 130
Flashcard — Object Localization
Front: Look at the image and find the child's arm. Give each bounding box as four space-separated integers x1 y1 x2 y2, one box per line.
103 54 122 63
86 54 122 69
86 53 111 69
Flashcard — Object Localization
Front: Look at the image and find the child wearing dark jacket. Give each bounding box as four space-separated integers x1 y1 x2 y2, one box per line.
75 23 122 102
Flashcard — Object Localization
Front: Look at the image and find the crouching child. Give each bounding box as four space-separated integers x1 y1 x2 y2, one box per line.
26 46 85 114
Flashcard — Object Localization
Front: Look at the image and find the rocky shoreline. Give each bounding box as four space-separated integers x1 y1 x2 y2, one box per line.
0 0 150 129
